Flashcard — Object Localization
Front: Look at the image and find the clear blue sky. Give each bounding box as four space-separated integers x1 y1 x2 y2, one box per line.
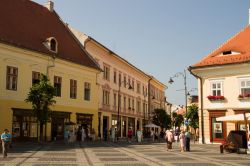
34 0 250 105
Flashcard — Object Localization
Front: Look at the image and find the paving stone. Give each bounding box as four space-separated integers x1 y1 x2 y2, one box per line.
38 158 77 161
212 157 250 160
95 153 127 156
33 164 78 166
93 149 120 152
99 158 138 161
172 163 218 166
0 157 15 161
44 153 76 156
157 157 194 161
105 164 149 166
144 153 174 156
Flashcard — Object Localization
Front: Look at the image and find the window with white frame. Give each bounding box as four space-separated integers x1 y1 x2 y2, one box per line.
240 79 250 95
103 65 110 81
102 90 110 105
84 82 91 101
211 81 223 96
6 66 18 90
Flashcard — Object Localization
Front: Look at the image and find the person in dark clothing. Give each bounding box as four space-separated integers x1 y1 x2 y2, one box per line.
185 130 191 151
104 128 108 141
77 128 82 142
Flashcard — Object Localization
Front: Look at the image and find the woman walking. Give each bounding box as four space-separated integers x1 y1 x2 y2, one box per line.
166 129 173 151
179 131 185 152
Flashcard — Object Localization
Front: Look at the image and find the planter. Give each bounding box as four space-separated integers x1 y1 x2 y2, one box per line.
207 95 225 101
238 94 250 101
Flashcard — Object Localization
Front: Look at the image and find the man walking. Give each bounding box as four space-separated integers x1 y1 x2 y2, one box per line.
1 129 12 158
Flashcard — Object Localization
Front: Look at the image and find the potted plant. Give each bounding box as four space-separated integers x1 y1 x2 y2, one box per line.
238 94 250 100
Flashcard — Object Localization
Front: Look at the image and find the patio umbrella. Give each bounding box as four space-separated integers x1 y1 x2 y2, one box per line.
144 123 160 128
216 113 250 149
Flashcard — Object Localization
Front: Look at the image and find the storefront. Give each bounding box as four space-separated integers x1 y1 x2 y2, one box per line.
76 113 93 138
209 110 227 143
51 111 71 141
12 108 38 141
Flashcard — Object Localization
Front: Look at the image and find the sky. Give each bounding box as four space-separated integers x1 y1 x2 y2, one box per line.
34 0 250 105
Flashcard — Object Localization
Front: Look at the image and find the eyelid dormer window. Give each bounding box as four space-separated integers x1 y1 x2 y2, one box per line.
44 37 58 53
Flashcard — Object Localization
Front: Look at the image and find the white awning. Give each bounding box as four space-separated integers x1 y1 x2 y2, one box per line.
216 113 250 123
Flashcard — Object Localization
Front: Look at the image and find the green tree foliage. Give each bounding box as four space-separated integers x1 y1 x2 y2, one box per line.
172 112 184 128
186 104 199 130
25 74 56 142
152 109 171 129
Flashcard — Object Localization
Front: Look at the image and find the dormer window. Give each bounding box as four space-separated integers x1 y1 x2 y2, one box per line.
50 38 56 52
217 50 240 57
222 51 232 55
43 37 58 53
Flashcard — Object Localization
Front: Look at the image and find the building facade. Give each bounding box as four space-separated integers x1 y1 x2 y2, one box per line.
0 0 100 141
190 22 250 143
71 28 167 138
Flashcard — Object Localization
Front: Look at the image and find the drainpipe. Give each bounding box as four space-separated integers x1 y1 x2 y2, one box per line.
148 76 153 123
188 67 205 144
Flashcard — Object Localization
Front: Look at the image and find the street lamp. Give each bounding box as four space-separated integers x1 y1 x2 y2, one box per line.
169 70 188 118
117 80 133 139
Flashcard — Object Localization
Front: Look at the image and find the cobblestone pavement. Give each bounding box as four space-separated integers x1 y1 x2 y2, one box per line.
0 141 250 166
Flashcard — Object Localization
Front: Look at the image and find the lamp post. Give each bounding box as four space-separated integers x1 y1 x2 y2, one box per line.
169 70 188 118
117 80 132 139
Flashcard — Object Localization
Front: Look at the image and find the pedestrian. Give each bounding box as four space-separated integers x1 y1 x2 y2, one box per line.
111 127 116 142
103 127 108 141
91 128 96 141
179 130 185 152
77 128 82 142
166 129 174 151
81 127 86 142
137 129 142 143
185 130 191 151
64 128 70 144
1 129 12 158
150 129 155 142
128 127 133 143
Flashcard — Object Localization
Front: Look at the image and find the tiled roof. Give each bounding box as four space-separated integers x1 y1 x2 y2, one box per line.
0 0 100 70
191 25 250 68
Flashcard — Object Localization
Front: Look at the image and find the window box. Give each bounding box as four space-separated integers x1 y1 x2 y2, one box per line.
207 95 225 101
238 94 250 100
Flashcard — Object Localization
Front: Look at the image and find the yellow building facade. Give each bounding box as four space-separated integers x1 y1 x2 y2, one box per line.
0 0 100 141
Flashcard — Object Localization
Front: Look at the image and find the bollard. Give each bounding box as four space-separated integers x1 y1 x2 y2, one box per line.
220 145 223 153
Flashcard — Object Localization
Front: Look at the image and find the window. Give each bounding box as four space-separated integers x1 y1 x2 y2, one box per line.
124 76 126 88
137 82 141 94
54 76 62 97
128 98 131 109
124 97 126 109
70 79 77 99
211 81 223 96
113 93 117 107
6 66 18 90
113 71 117 84
132 80 134 90
103 65 110 81
32 71 40 85
240 79 250 95
119 73 121 85
132 99 134 110
137 101 141 112
84 82 91 101
50 38 57 52
103 90 110 105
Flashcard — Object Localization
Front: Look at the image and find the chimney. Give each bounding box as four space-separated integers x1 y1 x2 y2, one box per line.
44 1 54 12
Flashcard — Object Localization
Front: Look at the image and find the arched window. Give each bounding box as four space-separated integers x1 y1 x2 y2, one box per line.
50 38 56 52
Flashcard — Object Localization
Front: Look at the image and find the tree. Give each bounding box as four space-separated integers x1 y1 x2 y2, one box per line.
152 109 171 129
25 74 56 142
186 104 199 133
172 112 184 129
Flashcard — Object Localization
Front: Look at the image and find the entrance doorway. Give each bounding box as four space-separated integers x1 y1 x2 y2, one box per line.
102 116 109 137
51 111 71 141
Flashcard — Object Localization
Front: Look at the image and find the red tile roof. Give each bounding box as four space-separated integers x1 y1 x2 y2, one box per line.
0 0 100 70
191 25 250 68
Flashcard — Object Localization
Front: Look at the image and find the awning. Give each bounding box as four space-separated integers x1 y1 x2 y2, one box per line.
216 113 250 123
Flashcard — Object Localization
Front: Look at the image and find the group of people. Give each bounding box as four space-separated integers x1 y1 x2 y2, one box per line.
165 129 191 152
64 127 96 144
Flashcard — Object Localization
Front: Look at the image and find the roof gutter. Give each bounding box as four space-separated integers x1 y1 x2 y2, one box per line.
188 66 205 144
